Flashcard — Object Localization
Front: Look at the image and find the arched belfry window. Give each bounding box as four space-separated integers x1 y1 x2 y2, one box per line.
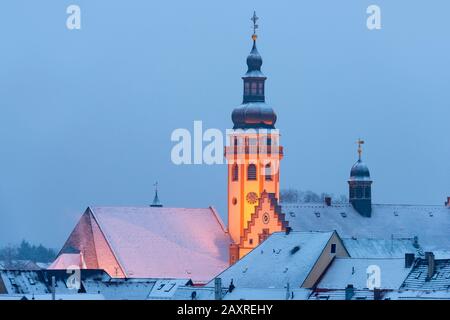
264 163 272 181
247 164 257 181
232 164 239 181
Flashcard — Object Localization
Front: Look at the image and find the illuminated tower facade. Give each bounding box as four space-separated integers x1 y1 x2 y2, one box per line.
225 13 287 264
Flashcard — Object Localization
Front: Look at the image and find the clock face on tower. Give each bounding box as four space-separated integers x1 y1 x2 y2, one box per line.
262 212 270 224
246 192 258 204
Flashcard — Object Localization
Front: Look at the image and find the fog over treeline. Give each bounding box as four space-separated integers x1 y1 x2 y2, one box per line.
0 240 56 265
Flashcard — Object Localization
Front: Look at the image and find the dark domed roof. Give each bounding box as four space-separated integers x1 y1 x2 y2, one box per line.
350 159 371 180
246 42 263 77
232 103 277 129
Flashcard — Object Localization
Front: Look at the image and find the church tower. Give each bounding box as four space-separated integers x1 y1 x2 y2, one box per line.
225 13 287 263
348 139 373 217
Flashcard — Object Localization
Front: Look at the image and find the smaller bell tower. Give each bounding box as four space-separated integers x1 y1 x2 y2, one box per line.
348 139 373 217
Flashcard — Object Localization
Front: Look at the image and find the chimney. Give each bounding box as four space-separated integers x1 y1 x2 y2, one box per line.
345 284 355 300
51 276 56 300
425 252 435 280
285 226 292 235
373 288 382 300
214 278 223 300
325 196 332 206
404 253 415 268
446 197 450 207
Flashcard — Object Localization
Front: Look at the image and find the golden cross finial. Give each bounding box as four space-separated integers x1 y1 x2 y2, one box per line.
251 11 259 41
357 139 365 160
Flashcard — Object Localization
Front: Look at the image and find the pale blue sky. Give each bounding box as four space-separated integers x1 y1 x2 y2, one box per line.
0 1 449 247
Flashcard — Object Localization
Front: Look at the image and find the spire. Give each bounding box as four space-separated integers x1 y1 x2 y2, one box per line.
251 11 259 41
231 12 277 129
150 181 163 207
245 11 264 78
357 138 364 161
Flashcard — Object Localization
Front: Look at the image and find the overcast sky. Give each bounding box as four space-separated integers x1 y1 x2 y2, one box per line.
0 0 449 247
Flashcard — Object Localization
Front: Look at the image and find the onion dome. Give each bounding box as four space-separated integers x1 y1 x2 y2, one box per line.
349 139 372 181
350 159 371 181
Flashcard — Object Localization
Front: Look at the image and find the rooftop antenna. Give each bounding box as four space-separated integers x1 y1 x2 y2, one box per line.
150 181 163 207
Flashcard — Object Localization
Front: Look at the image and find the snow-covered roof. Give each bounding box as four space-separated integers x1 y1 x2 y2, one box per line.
48 253 86 270
0 269 191 300
384 290 450 300
0 269 108 296
171 286 219 300
56 206 231 283
89 206 231 283
82 277 162 300
400 258 450 291
0 294 105 300
283 203 450 251
208 231 336 289
309 289 378 300
342 238 420 258
317 258 411 290
224 287 312 300
147 279 192 299
0 260 43 271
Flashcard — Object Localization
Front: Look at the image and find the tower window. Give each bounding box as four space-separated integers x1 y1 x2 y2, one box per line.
258 82 264 95
244 82 250 95
232 164 239 181
251 82 257 95
356 187 363 199
247 164 257 180
365 187 371 198
264 163 272 181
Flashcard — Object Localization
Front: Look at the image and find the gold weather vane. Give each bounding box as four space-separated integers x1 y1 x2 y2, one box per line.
251 11 259 40
357 139 365 160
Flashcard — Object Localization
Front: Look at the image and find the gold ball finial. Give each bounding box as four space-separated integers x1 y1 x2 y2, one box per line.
252 34 258 41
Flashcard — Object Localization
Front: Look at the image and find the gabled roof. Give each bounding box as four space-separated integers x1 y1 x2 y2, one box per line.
317 258 411 290
83 206 231 283
283 203 450 251
208 231 337 289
